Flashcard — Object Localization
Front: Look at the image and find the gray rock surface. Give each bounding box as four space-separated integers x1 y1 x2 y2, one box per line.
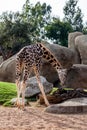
75 35 87 64
0 43 74 84
45 43 75 68
0 55 16 82
0 56 3 64
25 76 53 97
68 32 83 63
65 64 87 89
45 98 87 114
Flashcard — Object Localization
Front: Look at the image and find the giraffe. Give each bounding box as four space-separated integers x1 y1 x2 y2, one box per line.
15 43 63 109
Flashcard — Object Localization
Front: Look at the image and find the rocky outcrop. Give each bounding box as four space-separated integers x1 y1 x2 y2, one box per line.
45 43 75 68
75 35 87 64
65 64 87 89
68 32 83 63
0 44 74 83
0 56 3 64
40 44 75 83
0 55 16 82
45 98 87 114
68 32 83 49
25 76 53 97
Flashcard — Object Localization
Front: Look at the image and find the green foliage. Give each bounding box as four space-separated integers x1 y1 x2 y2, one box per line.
22 0 51 40
45 18 73 46
0 0 86 57
0 82 17 106
63 0 84 31
0 11 32 59
82 23 87 34
50 87 58 95
0 0 52 59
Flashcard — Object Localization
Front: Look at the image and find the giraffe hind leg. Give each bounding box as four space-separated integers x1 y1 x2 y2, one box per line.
16 80 26 110
15 58 25 109
20 66 31 109
15 79 21 108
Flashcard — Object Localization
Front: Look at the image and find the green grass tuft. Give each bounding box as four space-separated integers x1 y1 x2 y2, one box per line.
0 82 17 106
50 87 58 95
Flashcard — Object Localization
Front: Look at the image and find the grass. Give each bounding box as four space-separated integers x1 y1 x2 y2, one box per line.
0 82 17 106
0 81 36 107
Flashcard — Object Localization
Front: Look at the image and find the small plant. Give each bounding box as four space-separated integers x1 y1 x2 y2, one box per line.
50 87 58 95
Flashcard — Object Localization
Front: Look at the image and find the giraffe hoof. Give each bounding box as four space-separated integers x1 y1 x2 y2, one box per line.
14 99 25 110
22 107 26 111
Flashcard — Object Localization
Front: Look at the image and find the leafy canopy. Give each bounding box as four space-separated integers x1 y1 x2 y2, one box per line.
63 0 84 31
45 18 73 46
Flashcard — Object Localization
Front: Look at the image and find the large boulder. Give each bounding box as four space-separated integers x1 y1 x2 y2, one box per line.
0 43 74 83
45 98 87 114
39 43 75 84
75 35 87 64
0 55 16 82
45 43 75 68
0 56 3 64
65 64 87 89
68 32 83 63
25 76 53 97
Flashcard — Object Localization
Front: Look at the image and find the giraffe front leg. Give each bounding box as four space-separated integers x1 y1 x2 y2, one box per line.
38 80 50 106
34 67 50 107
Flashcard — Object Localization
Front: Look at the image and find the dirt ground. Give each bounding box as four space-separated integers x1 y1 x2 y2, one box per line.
0 104 87 130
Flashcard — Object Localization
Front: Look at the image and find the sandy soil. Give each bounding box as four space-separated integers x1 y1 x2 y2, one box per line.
0 104 87 130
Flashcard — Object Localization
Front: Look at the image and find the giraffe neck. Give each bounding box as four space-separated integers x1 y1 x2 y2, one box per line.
37 43 62 70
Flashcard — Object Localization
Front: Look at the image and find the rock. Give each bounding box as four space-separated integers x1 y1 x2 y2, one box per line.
68 32 83 63
40 62 58 84
41 43 75 83
0 55 16 82
0 56 3 64
0 54 57 83
75 35 87 64
45 97 87 114
65 64 87 89
68 32 83 49
45 43 75 68
0 43 74 84
25 76 53 97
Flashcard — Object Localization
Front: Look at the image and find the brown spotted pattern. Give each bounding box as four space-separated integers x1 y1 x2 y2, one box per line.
15 43 62 108
16 43 62 81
